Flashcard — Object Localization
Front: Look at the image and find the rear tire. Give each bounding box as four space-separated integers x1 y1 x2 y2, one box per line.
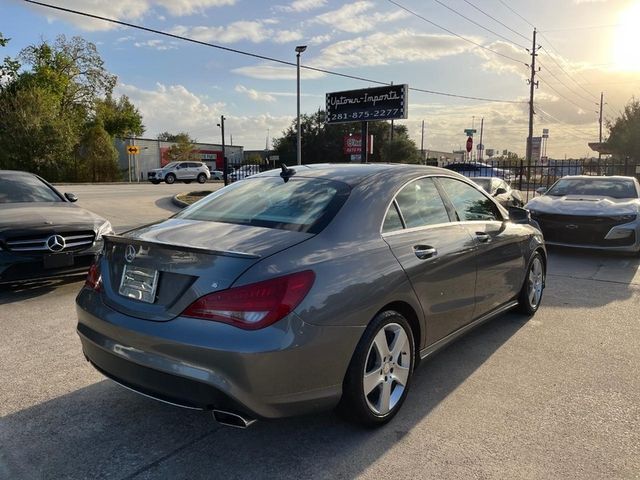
338 310 415 427
517 252 545 315
197 173 207 184
164 173 176 184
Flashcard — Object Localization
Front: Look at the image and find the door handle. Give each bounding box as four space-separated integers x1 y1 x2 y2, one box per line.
413 245 437 260
475 232 491 243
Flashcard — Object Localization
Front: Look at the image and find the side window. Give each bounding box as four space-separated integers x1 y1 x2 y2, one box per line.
382 202 404 233
394 178 450 228
438 177 500 222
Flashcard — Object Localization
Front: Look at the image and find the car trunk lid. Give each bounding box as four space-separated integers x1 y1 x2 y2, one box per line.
100 219 313 321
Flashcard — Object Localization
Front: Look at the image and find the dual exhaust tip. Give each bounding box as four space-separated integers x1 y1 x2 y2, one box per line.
212 409 256 429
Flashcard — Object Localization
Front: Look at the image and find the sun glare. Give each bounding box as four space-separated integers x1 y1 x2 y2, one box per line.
613 3 640 70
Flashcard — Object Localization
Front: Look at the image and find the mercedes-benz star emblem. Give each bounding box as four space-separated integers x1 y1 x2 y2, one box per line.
46 235 66 252
124 245 136 263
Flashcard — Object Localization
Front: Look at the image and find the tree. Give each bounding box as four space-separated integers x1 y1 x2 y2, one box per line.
606 98 640 161
75 123 121 182
157 131 181 142
166 133 198 162
0 33 20 87
244 153 264 165
94 94 144 138
272 110 420 165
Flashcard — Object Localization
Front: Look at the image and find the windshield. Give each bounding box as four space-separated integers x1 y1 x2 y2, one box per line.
176 176 350 233
473 178 492 191
0 174 62 203
547 178 638 199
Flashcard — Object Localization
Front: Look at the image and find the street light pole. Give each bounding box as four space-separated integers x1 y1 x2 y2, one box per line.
295 45 307 166
217 115 227 186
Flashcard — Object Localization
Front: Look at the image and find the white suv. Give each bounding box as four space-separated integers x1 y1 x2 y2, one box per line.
148 162 211 185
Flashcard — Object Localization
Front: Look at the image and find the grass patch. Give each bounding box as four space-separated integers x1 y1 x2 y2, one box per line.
176 190 213 205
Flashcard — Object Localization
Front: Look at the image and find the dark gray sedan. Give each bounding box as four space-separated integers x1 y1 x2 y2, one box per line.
76 164 545 427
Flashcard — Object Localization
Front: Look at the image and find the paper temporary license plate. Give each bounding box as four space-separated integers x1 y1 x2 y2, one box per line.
118 264 159 303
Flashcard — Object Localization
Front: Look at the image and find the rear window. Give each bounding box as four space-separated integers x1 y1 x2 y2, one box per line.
0 174 62 203
175 176 350 233
547 178 638 199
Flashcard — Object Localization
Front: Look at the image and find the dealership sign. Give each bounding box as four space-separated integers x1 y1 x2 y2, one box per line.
326 84 408 124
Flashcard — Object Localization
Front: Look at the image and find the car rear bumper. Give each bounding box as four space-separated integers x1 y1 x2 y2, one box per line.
76 288 364 419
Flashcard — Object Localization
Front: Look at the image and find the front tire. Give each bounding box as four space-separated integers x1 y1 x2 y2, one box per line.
164 173 176 184
197 173 207 184
339 311 415 427
517 252 545 315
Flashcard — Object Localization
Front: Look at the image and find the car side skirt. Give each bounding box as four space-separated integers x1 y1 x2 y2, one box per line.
419 300 519 360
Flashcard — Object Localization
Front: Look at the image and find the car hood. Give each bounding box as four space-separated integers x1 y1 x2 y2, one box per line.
526 195 640 216
0 203 106 233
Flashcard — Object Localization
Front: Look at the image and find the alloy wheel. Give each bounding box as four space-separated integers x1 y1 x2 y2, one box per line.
528 257 544 308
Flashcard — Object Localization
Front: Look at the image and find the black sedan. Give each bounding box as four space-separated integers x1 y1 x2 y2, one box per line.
0 170 113 284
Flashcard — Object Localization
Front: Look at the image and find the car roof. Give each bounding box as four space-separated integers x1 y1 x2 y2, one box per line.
559 175 637 181
0 170 39 178
256 163 452 187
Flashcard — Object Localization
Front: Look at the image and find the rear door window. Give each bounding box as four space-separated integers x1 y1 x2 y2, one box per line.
394 178 450 228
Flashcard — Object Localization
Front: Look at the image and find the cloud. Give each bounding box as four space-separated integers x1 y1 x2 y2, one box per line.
314 1 408 33
114 82 292 149
133 39 178 50
276 0 327 13
308 34 331 45
235 85 276 102
27 0 236 31
170 21 302 44
234 31 476 79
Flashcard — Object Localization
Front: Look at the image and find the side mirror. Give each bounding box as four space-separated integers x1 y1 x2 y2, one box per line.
507 206 530 224
535 187 547 195
64 192 78 202
494 187 508 196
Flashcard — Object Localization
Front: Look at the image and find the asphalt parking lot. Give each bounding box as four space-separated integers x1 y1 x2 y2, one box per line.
1 184 639 480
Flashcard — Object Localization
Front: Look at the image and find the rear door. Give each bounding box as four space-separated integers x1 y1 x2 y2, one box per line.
382 177 478 345
436 176 525 317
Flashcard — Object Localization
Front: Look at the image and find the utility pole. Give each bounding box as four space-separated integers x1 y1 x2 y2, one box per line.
421 120 425 164
527 28 539 165
598 92 604 160
478 117 484 162
217 115 227 185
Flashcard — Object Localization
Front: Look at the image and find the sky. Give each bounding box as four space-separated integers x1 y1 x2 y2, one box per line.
2 0 640 158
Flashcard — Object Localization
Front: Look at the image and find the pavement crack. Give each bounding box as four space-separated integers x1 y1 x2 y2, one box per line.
121 426 221 480
548 272 639 287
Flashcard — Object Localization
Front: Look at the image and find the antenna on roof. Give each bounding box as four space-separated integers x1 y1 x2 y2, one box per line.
280 163 295 182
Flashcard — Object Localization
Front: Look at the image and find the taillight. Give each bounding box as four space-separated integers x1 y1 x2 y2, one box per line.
182 270 315 330
85 262 102 291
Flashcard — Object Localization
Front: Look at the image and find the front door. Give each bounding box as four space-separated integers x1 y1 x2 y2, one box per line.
382 177 478 345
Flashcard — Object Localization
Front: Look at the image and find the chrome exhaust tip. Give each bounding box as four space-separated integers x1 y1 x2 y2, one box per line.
212 409 256 429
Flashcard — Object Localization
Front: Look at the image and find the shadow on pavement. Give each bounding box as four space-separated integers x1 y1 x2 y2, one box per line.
0 274 86 305
155 197 181 215
0 313 528 480
543 246 640 309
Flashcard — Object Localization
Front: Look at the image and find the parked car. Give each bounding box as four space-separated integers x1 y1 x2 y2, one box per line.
148 161 210 184
229 164 261 181
526 175 640 253
444 161 515 182
209 169 224 181
77 164 545 428
0 170 113 284
472 176 524 208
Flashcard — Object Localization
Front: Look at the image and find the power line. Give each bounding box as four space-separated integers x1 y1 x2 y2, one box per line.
429 0 528 50
24 0 526 104
540 23 622 33
537 63 597 107
538 42 598 100
497 0 535 29
459 0 531 43
537 74 593 111
535 105 594 140
385 0 527 65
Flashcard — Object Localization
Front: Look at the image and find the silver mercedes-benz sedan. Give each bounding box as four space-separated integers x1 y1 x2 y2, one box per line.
76 164 546 427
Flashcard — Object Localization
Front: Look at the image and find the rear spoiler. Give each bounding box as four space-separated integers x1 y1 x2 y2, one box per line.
103 235 261 260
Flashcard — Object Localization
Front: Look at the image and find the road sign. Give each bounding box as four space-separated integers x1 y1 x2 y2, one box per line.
466 137 473 153
464 129 477 137
325 84 408 124
127 145 140 155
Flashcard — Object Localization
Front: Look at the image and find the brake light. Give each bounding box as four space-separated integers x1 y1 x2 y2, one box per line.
182 270 315 330
85 262 102 291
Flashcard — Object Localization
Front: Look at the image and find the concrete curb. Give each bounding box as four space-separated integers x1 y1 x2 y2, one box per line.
171 194 190 209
